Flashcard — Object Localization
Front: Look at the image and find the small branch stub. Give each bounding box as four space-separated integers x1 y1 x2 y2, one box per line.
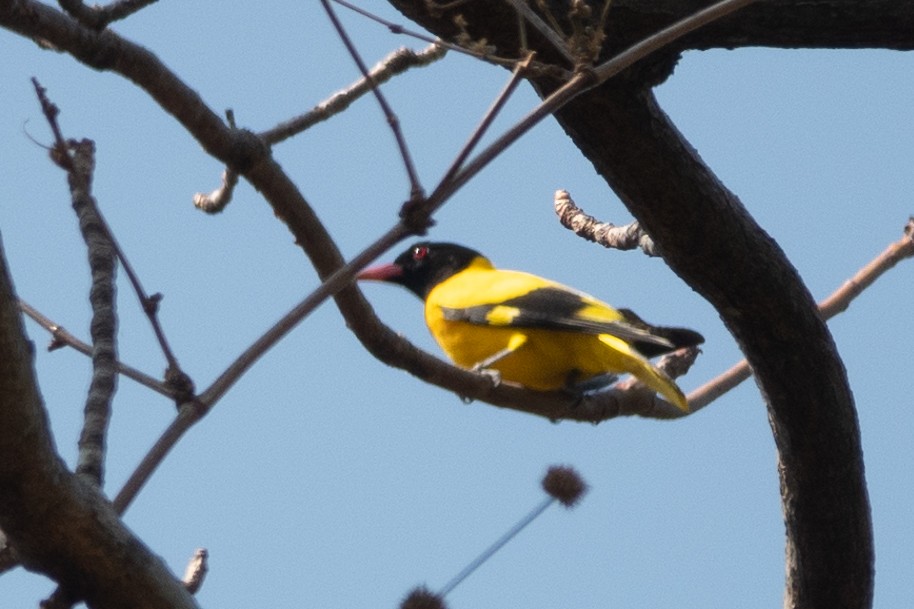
182 548 208 594
553 189 657 256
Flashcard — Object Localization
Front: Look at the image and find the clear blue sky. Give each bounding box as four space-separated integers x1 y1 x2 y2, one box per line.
2 3 912 608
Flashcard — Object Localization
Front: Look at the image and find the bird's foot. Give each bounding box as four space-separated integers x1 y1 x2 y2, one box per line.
472 366 502 388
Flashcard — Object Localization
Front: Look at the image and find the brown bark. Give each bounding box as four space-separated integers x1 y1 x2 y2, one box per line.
0 235 198 609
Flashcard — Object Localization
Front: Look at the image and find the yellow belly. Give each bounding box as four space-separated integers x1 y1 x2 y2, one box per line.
427 316 634 391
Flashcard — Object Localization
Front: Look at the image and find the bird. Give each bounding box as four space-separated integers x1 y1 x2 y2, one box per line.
357 242 703 412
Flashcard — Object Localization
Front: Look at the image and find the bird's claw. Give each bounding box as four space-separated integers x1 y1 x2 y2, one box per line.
472 366 502 388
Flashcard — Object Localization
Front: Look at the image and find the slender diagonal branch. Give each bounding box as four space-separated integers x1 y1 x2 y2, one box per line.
195 44 447 214
18 299 174 398
683 217 914 414
502 0 575 65
591 0 759 82
262 44 446 145
33 79 118 488
332 0 565 74
321 0 424 200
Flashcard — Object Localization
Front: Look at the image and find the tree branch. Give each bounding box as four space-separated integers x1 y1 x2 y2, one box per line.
65 138 118 487
32 79 119 488
553 189 657 255
17 299 175 399
558 78 873 609
0 235 199 609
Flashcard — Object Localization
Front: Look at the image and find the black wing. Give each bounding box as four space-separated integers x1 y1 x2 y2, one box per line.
440 287 680 353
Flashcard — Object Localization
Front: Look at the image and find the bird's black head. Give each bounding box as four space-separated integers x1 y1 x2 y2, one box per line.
357 242 484 300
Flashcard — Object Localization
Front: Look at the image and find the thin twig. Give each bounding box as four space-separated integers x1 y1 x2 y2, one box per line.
321 0 424 200
332 0 543 72
440 496 555 596
17 299 175 398
503 0 575 65
683 218 914 415
416 52 534 220
196 223 412 408
192 167 238 214
261 44 447 145
106 227 182 376
592 0 757 82
196 44 446 214
33 79 118 488
112 223 412 513
427 69 594 213
113 402 202 513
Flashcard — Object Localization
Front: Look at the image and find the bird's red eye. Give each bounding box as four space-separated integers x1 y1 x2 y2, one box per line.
413 245 429 261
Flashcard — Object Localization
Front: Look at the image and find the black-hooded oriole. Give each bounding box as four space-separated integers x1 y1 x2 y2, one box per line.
357 242 703 412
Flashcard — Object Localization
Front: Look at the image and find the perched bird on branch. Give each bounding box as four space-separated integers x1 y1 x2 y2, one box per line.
358 242 703 412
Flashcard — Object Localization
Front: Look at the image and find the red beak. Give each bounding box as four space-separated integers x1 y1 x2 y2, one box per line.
356 263 403 282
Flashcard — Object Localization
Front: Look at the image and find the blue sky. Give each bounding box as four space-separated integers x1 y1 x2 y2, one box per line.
1 3 912 608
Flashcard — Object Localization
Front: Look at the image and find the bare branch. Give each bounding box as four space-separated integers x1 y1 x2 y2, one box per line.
192 167 239 214
684 217 914 413
67 139 118 487
321 0 425 200
553 189 658 255
591 0 759 83
196 44 446 214
0 235 198 609
502 0 575 65
33 79 118 488
332 0 547 72
182 548 208 595
261 44 446 146
18 299 175 399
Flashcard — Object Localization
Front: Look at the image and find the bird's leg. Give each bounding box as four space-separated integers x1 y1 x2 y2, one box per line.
562 370 620 410
469 334 528 386
565 371 620 393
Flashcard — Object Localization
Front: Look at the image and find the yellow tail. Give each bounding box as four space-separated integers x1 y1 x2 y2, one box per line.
598 334 689 412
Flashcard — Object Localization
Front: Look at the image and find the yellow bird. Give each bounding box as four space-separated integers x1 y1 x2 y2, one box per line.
357 242 703 412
